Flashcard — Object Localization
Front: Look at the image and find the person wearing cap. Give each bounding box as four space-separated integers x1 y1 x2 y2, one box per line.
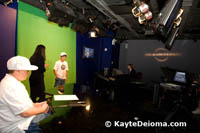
0 56 49 133
29 45 49 102
53 52 68 94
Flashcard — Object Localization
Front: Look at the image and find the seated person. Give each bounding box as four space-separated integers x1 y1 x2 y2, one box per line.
127 64 137 81
0 56 50 133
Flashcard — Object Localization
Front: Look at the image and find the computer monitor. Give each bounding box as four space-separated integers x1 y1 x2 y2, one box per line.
82 46 94 59
112 68 123 77
173 71 186 84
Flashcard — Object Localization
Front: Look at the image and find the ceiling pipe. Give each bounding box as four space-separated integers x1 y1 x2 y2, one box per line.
86 0 139 38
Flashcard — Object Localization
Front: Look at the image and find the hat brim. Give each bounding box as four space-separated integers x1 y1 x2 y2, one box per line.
9 65 38 71
60 55 67 57
27 65 38 70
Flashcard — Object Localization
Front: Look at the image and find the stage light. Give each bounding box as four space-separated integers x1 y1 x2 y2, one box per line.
132 0 152 24
157 0 182 37
89 31 97 38
138 2 149 14
155 0 183 50
132 7 140 17
89 26 99 38
138 11 152 24
173 8 184 28
89 17 93 23
88 16 95 23
85 104 90 111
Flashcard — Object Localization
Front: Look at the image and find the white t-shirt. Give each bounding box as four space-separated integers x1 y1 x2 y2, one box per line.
0 74 35 133
54 60 68 79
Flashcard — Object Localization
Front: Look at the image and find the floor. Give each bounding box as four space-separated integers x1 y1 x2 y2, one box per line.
41 86 200 133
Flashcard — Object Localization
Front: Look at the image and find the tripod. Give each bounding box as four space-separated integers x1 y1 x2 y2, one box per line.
157 86 195 133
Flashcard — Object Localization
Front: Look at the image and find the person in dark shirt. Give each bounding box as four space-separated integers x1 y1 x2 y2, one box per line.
128 64 137 81
29 45 49 102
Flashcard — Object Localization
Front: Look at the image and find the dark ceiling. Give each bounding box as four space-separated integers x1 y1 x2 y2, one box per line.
1 0 200 41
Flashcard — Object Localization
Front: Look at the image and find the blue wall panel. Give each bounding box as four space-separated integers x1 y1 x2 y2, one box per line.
76 32 112 88
0 4 17 79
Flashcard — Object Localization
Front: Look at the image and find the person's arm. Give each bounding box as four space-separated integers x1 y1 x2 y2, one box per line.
20 101 49 117
65 71 68 81
45 64 49 69
53 62 59 78
65 62 68 81
53 69 58 78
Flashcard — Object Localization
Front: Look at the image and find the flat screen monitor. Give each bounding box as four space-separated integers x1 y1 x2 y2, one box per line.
112 68 123 77
82 46 94 59
173 71 186 84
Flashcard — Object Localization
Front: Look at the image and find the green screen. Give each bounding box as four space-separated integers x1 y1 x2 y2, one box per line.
17 1 76 122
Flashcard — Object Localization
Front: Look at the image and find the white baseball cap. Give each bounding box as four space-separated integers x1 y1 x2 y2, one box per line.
60 52 67 57
7 56 38 70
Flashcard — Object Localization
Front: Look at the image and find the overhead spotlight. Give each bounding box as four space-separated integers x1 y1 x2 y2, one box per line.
157 0 183 38
155 0 183 50
132 2 149 17
138 2 149 14
132 0 152 24
89 30 97 38
165 8 184 50
173 8 184 28
138 11 152 24
89 26 99 38
132 7 141 17
88 16 95 23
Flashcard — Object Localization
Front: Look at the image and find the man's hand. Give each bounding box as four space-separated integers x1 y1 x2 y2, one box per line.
39 101 49 113
34 101 49 113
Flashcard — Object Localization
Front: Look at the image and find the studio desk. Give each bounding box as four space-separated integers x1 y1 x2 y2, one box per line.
94 73 146 104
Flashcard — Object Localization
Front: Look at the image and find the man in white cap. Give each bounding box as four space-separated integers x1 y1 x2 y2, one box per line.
0 56 49 133
53 52 68 94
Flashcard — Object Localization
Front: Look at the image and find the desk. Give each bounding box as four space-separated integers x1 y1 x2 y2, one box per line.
94 73 147 103
96 73 110 82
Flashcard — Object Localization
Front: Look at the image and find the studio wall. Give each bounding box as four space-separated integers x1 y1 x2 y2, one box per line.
17 1 76 120
17 1 76 90
76 31 113 88
119 40 200 82
0 4 17 80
